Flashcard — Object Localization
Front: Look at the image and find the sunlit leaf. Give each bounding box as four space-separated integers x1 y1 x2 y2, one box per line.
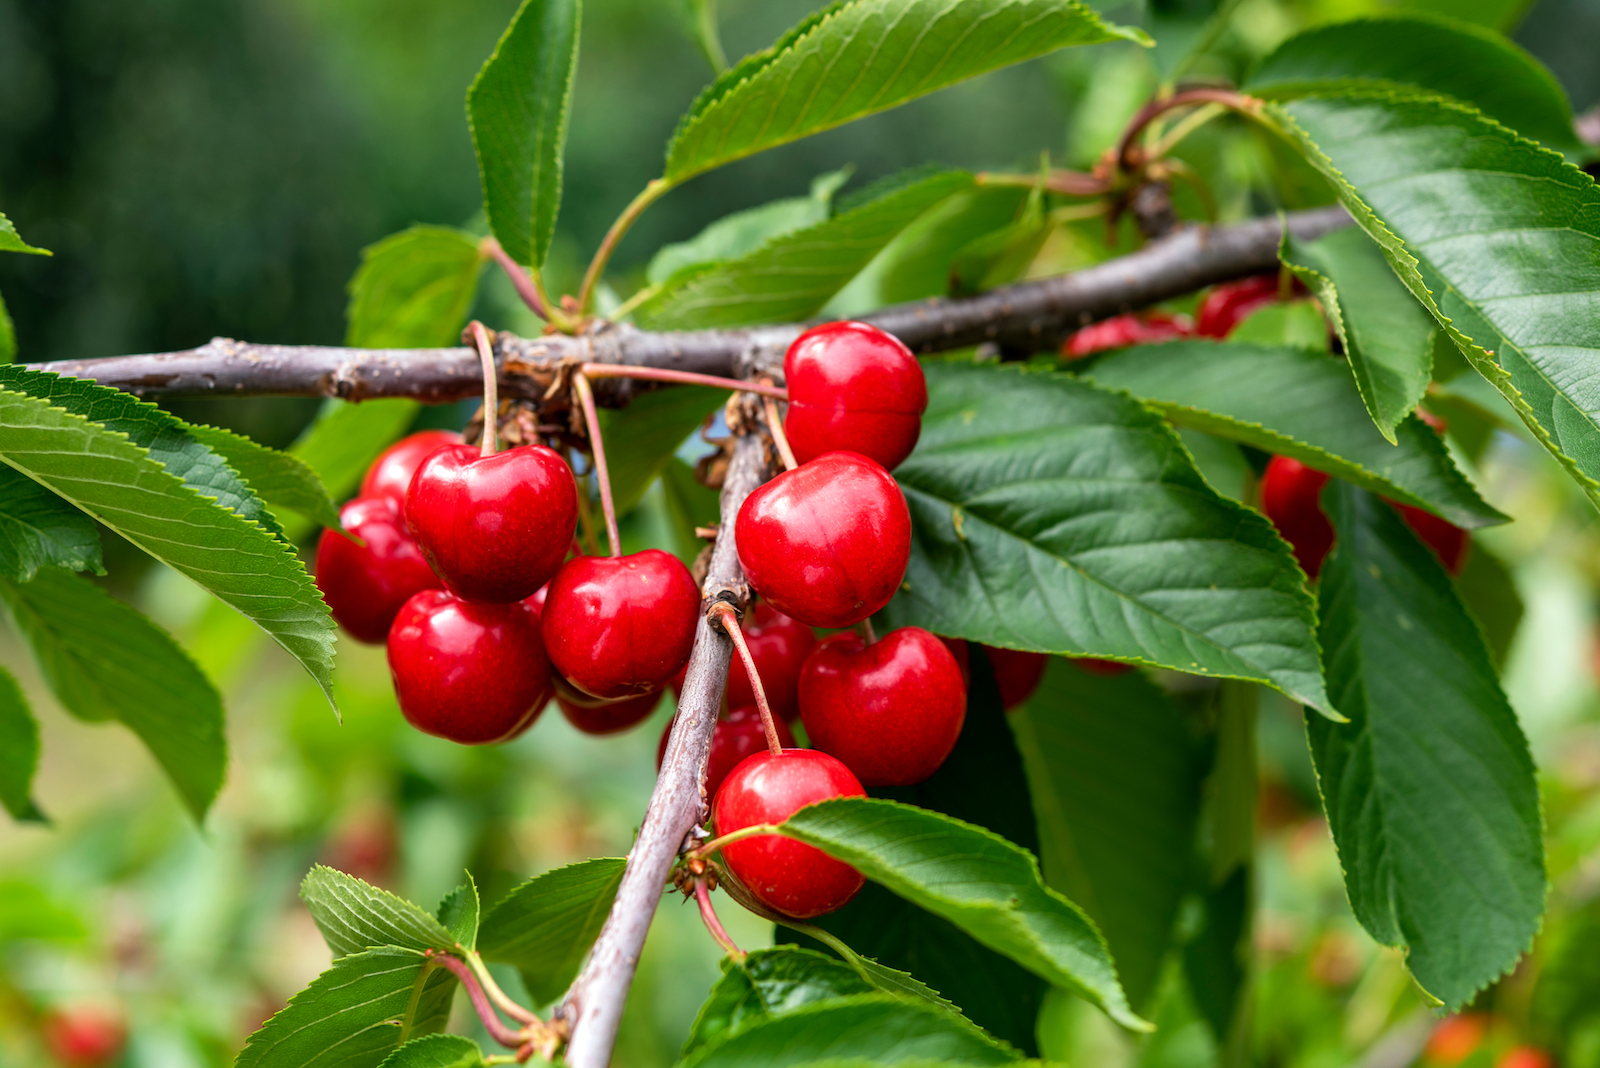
0 466 101 581
0 667 42 822
346 227 488 348
301 866 459 959
477 857 625 1005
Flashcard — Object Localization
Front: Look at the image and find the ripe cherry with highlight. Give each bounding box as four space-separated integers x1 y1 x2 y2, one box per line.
361 430 461 503
315 496 442 644
542 550 700 699
782 321 928 470
657 704 797 799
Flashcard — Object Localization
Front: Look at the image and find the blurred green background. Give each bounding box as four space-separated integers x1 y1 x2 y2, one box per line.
1 0 1599 1065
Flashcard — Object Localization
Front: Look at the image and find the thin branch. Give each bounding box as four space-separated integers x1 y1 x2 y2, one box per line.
482 236 553 322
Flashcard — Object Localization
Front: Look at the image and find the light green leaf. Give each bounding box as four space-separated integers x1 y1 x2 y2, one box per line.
0 213 49 256
1281 225 1438 440
0 881 85 940
346 227 488 349
1085 340 1506 529
777 797 1147 1031
235 947 456 1068
467 0 582 268
1310 482 1545 1010
1266 91 1600 509
292 399 422 504
477 857 625 1005
660 456 721 565
635 170 973 330
664 0 1143 184
0 290 15 363
1009 659 1203 1012
886 361 1333 716
376 1035 485 1068
436 873 480 951
0 466 102 581
300 866 459 959
598 386 723 517
1248 16 1578 152
685 946 879 1056
0 569 225 821
0 667 42 822
188 423 342 530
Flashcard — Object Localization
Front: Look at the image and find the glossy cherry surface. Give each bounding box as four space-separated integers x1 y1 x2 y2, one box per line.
736 452 911 629
315 496 442 644
1196 275 1284 338
658 704 797 799
360 430 461 503
387 589 551 744
554 673 663 735
405 443 578 603
783 321 928 470
1260 455 1336 579
725 602 816 721
712 748 866 919
1063 311 1192 358
542 550 700 699
981 646 1049 710
800 627 966 786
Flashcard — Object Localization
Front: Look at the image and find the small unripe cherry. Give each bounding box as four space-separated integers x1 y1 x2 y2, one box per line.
1063 311 1192 358
736 451 911 629
713 748 866 919
542 550 700 699
554 673 662 735
782 321 928 470
981 646 1049 710
657 704 797 799
724 602 816 721
361 430 462 503
315 496 442 644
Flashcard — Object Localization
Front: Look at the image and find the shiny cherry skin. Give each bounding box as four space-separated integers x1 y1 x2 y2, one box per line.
800 627 966 787
658 704 797 799
405 443 578 603
1260 455 1337 579
736 452 912 629
1196 275 1283 338
554 673 663 735
361 430 461 503
42 1007 125 1068
387 589 552 744
725 602 817 722
1063 311 1192 359
542 550 700 699
713 748 866 919
783 321 928 470
1074 657 1133 677
1394 502 1470 574
315 496 442 644
981 646 1049 711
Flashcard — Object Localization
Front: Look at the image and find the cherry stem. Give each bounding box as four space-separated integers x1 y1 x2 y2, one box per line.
1115 88 1260 171
709 602 782 756
573 372 621 557
426 951 529 1049
686 822 783 861
481 236 554 323
762 395 798 471
578 363 788 401
470 321 500 458
857 617 877 645
578 178 671 317
694 878 746 961
466 951 541 1026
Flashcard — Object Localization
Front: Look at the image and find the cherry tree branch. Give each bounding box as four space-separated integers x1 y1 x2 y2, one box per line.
28 207 1348 404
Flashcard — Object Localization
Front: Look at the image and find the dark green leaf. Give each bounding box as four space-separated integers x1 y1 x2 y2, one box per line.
0 667 42 822
635 170 973 330
947 199 1050 296
376 1035 485 1068
888 361 1333 716
188 423 342 531
1310 483 1545 1009
598 386 723 516
1529 898 1600 1054
1009 659 1204 1011
0 290 15 363
1456 544 1524 668
685 946 877 1056
663 0 1144 184
1085 341 1505 529
1281 225 1437 440
660 456 721 565
0 466 102 581
777 797 1146 1031
347 227 488 348
1180 865 1250 1046
300 866 459 958
292 399 423 504
1248 16 1579 152
235 947 456 1068
679 994 1020 1068
0 569 225 821
467 0 581 268
0 213 49 256
1267 92 1600 509
477 857 625 1005
436 873 479 951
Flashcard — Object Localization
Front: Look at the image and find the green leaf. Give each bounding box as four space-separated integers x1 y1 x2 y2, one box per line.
660 456 722 565
377 1035 485 1068
0 569 225 820
635 170 973 330
235 947 456 1068
0 381 337 707
664 0 1144 184
436 874 480 951
777 797 1146 1031
686 946 878 1056
292 399 423 504
1248 16 1579 152
1180 864 1250 1045
187 423 342 530
0 466 102 581
1309 482 1545 1010
1085 340 1506 530
0 213 49 256
887 361 1333 716
1456 544 1524 668
1265 91 1600 510
0 289 15 363
0 667 42 822
346 227 488 348
679 0 728 74
467 0 582 268
1009 659 1203 1012
598 386 723 517
947 196 1050 296
301 866 459 958
0 881 85 940
1281 226 1438 441
477 857 625 1005
680 995 1020 1068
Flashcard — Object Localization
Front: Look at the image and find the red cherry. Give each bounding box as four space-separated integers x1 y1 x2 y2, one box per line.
1074 657 1133 677
712 748 866 918
782 321 928 470
736 452 912 629
1395 503 1470 575
405 443 578 603
1496 1048 1553 1068
1425 1015 1487 1065
724 602 816 721
1196 275 1284 338
315 497 443 644
42 1007 125 1068
554 673 663 735
982 646 1049 710
360 430 462 503
939 636 971 686
387 589 552 744
542 550 700 699
658 704 797 798
799 627 966 787
1260 455 1336 579
1063 311 1192 358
